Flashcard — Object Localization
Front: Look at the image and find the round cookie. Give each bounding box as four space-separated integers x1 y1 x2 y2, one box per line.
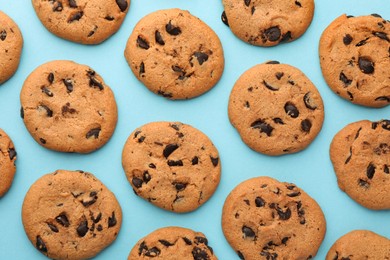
228 61 324 155
128 226 217 259
0 11 23 84
124 8 224 99
319 14 390 107
122 122 221 213
221 0 314 47
22 170 122 260
222 176 326 260
20 60 118 153
326 230 390 259
330 120 390 210
31 0 130 44
0 129 17 197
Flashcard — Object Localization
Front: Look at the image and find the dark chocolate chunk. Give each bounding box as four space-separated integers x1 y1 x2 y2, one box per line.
192 156 199 165
36 236 47 253
166 21 181 35
159 239 174 247
77 220 88 237
82 195 97 207
272 205 291 220
358 179 370 188
41 86 54 97
137 36 150 50
68 11 83 23
143 171 151 183
371 13 382 18
68 0 77 8
157 90 173 98
264 26 281 42
116 0 128 12
88 76 104 90
139 62 145 75
275 72 284 80
167 160 183 166
263 80 278 91
192 247 209 260
40 105 53 117
242 226 256 238
295 1 302 7
273 118 285 125
244 0 251 6
48 73 54 84
251 119 274 136
174 182 187 191
20 107 24 119
372 122 378 129
375 96 390 102
40 138 46 144
287 191 301 197
132 177 143 188
105 16 115 21
8 148 16 160
138 136 145 143
92 212 102 223
86 128 101 139
108 211 117 228
284 102 299 118
237 251 245 260
303 92 318 110
358 57 375 74
255 196 265 207
97 224 103 231
373 31 390 41
148 163 156 169
163 144 179 158
339 72 352 86
384 165 389 174
63 78 73 92
155 30 165 45
47 223 59 233
194 52 209 65
347 91 354 100
210 156 219 167
221 11 229 26
53 1 63 12
145 247 161 257
195 236 208 245
382 120 390 131
183 237 192 245
61 103 76 115
301 119 312 133
280 31 292 43
266 61 280 64
55 213 70 227
0 30 7 41
288 80 295 85
343 34 353 45
366 163 376 179
138 241 148 255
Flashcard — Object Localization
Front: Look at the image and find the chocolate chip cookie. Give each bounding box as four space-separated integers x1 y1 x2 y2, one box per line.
319 14 390 107
0 11 23 84
0 129 17 197
122 122 221 213
326 230 390 259
128 226 217 259
228 61 324 155
222 176 326 260
124 8 224 99
221 0 315 46
32 0 130 44
330 120 390 210
22 170 122 260
20 60 118 153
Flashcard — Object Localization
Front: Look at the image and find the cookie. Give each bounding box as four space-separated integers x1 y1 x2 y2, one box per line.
32 0 130 44
22 170 122 260
122 121 221 213
221 0 314 47
330 120 390 210
222 176 326 260
0 129 17 197
128 226 217 259
124 8 224 99
20 60 118 153
0 11 23 84
319 14 390 107
228 61 324 156
326 230 390 259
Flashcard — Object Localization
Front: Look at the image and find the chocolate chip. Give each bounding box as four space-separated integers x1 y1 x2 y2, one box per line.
148 163 156 169
303 92 318 110
191 156 199 165
273 205 291 220
116 0 128 12
53 1 63 12
48 73 54 84
138 136 145 143
255 197 265 207
97 224 103 231
82 195 97 207
273 118 284 125
382 120 390 131
284 102 299 118
264 26 281 42
145 247 161 257
288 80 295 85
358 57 375 74
62 103 76 115
138 62 145 75
343 34 353 45
167 160 183 166
356 38 368 47
242 226 255 238
183 237 192 245
143 171 151 183
132 177 143 188
194 52 209 65
39 105 53 117
55 213 70 227
192 247 209 260
339 72 352 86
88 75 104 90
0 30 7 41
221 11 229 26
371 13 382 18
105 16 115 21
41 86 54 97
137 36 150 50
166 21 181 35
68 0 77 8
138 241 148 255
157 90 173 98
163 144 179 158
358 179 370 188
266 60 280 64
372 122 378 129
280 31 292 43
295 1 302 7
373 31 390 41
86 128 100 139
347 91 354 100
40 138 46 144
237 251 245 260
210 156 219 167
20 107 24 119
155 30 165 45
367 163 376 179
108 211 117 228
287 191 301 197
68 11 83 23
36 236 47 253
174 182 187 191
263 80 278 91
282 237 289 245
47 223 59 233
384 165 389 174
92 212 102 223
195 236 208 245
77 220 88 237
159 239 174 247
8 148 16 160
275 72 284 80
251 119 274 136
301 119 312 133
63 78 73 92
375 96 390 102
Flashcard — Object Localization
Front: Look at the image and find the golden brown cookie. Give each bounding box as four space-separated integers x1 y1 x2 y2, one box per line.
22 170 122 260
330 120 390 210
319 14 390 107
20 60 118 153
0 129 17 197
124 8 224 99
122 122 221 213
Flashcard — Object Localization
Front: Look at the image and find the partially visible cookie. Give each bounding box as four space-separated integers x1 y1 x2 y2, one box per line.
330 120 390 210
20 60 118 153
0 11 23 84
128 226 217 259
122 122 221 213
326 230 390 259
228 61 324 155
319 14 390 107
0 129 17 197
124 8 224 99
222 176 326 260
221 0 314 46
22 170 122 260
31 0 130 44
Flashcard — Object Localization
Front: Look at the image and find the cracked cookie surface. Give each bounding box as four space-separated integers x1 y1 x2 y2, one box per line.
22 170 122 260
222 176 326 260
20 60 118 153
128 226 217 259
124 8 224 99
122 122 221 213
228 62 324 156
0 11 23 84
330 120 390 210
326 230 390 260
319 14 390 107
32 0 130 44
0 129 17 197
221 0 314 47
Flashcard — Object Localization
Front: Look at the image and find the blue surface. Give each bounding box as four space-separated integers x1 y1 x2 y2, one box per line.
0 1 389 259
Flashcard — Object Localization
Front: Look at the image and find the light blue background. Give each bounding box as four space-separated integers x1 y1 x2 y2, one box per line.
0 0 389 259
